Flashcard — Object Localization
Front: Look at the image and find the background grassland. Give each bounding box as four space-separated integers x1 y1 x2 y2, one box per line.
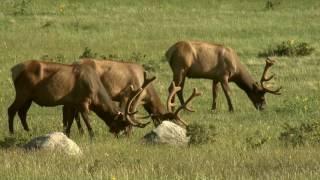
0 0 320 179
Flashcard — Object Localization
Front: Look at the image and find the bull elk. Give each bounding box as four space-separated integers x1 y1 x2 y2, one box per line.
66 59 202 135
8 60 147 138
165 41 281 111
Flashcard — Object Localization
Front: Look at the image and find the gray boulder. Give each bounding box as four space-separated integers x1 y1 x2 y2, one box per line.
143 121 190 146
24 132 82 156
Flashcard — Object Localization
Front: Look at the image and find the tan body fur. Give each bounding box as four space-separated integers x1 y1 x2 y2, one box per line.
67 59 167 135
166 41 281 111
8 60 128 138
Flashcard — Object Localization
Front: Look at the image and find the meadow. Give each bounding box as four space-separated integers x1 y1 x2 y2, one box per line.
0 0 320 179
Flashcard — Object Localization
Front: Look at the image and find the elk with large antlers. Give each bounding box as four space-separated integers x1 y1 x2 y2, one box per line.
65 59 202 135
165 41 281 111
8 60 146 138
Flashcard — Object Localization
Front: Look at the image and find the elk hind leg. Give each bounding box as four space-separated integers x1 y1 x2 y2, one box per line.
8 98 30 134
17 100 32 132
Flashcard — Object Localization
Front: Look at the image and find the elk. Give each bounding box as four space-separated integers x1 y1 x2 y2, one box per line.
8 60 147 138
66 59 202 135
165 41 282 112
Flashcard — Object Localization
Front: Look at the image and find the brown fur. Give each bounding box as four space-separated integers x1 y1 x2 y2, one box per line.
8 60 127 138
67 59 168 135
166 41 281 111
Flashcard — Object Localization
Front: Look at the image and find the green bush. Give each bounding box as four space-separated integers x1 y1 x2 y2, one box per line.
258 40 315 57
13 0 32 15
186 123 217 145
279 122 320 147
79 47 99 59
245 130 268 149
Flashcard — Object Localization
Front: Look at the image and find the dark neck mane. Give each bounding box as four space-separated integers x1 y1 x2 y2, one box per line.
231 64 256 94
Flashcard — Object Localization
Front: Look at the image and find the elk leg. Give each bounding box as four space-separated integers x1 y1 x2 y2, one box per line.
170 69 194 111
8 103 18 134
211 80 219 111
8 97 29 134
17 100 32 131
80 111 94 139
63 106 75 137
74 112 84 135
221 77 234 112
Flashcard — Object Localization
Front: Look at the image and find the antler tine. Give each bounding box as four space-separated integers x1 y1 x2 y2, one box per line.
263 86 282 95
142 71 156 89
260 57 275 85
166 81 181 112
174 88 202 117
260 57 282 95
125 74 156 128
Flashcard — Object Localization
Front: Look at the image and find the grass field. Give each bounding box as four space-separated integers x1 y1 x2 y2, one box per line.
0 0 320 179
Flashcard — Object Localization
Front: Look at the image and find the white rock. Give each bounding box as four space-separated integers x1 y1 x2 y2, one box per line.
24 132 82 156
143 121 190 146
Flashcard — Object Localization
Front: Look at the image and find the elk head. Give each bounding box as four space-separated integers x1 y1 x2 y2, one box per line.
248 57 282 110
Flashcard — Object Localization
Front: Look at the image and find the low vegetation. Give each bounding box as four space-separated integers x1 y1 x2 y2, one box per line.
187 123 217 145
258 40 315 57
0 0 319 179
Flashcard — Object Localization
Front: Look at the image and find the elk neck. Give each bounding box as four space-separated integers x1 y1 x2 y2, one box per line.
231 63 256 94
144 85 167 116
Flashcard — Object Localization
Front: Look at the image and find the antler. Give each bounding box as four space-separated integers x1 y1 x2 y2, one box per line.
166 81 202 126
166 81 181 113
173 88 202 126
125 72 156 127
260 57 282 95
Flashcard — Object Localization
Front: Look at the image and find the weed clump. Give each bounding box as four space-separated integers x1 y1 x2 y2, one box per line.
258 40 315 57
186 123 217 145
40 54 66 63
279 122 320 147
13 0 32 16
79 47 99 59
245 130 268 149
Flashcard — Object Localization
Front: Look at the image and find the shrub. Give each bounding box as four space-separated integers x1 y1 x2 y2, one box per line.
40 54 66 63
79 47 98 59
265 0 280 10
245 130 268 149
13 0 32 16
186 123 217 145
258 40 315 57
279 122 320 147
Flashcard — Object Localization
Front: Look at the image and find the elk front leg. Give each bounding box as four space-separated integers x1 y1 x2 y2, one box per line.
63 106 76 137
211 80 219 111
74 112 84 135
80 111 94 139
221 77 234 112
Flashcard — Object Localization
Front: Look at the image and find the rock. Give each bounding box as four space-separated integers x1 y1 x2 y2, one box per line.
143 121 190 146
24 132 82 156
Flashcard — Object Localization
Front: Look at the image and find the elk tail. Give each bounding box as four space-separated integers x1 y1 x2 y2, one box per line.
11 62 26 82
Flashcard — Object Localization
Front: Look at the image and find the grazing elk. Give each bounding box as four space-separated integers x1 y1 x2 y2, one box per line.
165 41 281 112
67 59 202 135
8 60 147 138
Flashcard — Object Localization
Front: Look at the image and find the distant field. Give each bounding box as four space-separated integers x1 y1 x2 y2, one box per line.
0 0 320 179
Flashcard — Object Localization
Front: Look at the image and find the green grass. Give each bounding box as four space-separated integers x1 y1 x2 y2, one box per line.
0 0 320 179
